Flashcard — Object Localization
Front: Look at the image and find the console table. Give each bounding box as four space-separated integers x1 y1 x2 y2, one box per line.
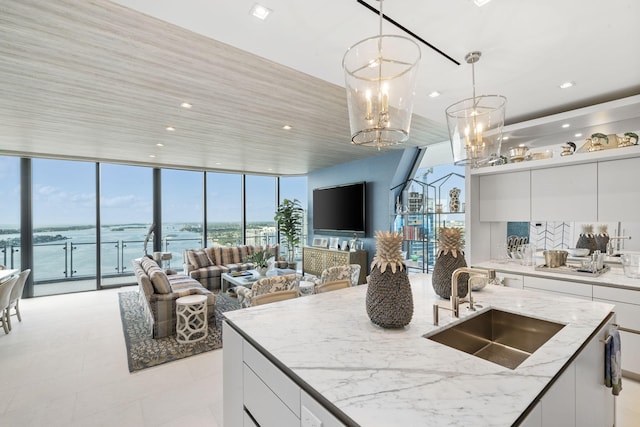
302 247 367 284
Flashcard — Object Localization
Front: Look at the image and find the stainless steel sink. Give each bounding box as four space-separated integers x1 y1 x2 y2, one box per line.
425 309 565 369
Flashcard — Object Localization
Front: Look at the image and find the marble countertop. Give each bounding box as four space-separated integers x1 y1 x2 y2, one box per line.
474 260 640 291
224 273 613 427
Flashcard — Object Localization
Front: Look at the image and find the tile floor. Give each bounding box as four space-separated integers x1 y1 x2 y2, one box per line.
0 288 638 427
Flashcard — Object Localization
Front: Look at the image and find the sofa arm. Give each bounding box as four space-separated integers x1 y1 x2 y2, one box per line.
183 263 195 275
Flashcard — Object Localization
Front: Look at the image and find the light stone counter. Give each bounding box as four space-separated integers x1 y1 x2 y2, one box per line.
224 273 613 427
474 260 640 291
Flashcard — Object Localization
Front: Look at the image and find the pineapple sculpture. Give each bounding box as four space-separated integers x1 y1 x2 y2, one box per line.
366 231 414 328
432 227 469 299
576 224 598 255
595 224 610 254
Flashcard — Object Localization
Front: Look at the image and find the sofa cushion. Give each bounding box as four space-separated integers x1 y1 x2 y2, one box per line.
204 247 218 265
220 247 242 265
141 257 159 273
149 269 172 294
187 249 211 268
189 265 229 279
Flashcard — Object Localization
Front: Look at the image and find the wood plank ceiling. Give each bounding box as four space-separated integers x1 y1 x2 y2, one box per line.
0 0 449 175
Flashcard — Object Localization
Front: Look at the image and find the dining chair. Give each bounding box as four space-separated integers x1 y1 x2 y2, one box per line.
316 279 350 294
8 269 31 329
251 289 298 306
0 276 18 334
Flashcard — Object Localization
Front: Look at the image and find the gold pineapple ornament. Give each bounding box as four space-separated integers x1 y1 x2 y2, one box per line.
576 224 597 255
366 231 413 328
432 227 469 299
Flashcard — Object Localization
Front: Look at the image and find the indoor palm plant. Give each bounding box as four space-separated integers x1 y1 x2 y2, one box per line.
274 198 304 269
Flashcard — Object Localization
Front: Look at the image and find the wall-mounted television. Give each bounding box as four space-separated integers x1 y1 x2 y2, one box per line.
313 182 366 234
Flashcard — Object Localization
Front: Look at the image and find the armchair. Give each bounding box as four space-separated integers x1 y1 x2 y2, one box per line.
311 264 361 292
236 273 301 308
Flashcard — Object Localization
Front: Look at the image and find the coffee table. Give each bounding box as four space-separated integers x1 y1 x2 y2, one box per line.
221 270 262 293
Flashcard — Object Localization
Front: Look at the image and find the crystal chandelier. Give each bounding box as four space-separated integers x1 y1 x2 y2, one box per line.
445 51 506 167
342 0 421 149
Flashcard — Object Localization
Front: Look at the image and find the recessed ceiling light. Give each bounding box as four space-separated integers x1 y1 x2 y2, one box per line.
156 143 164 147
428 91 441 98
181 102 192 109
559 81 575 89
473 0 492 6
215 162 222 165
503 136 510 141
166 126 175 131
149 154 156 158
250 3 272 20
562 123 570 128
575 133 583 137
282 125 292 130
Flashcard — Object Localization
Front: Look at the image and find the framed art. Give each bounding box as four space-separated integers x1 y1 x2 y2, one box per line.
329 237 339 250
312 237 328 248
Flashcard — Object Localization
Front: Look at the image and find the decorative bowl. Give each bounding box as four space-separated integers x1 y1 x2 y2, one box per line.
508 145 529 162
567 248 589 257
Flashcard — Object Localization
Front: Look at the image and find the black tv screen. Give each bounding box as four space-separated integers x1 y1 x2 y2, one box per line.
313 182 366 233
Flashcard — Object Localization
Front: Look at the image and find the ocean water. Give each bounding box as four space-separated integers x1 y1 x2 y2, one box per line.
0 223 277 283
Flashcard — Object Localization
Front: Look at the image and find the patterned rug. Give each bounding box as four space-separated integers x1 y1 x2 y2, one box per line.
118 291 241 372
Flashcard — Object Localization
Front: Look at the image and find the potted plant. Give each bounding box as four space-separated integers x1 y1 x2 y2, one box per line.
247 250 274 276
274 198 304 269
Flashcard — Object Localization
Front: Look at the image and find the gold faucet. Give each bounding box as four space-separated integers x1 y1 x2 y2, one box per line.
450 267 496 317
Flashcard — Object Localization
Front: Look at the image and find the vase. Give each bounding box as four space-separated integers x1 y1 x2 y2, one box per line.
257 267 268 277
365 231 413 328
432 227 468 299
576 224 597 255
366 265 413 328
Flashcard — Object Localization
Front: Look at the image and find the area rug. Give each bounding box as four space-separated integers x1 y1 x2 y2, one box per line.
118 291 241 372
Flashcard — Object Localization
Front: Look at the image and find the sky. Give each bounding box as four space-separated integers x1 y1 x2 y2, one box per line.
0 156 307 227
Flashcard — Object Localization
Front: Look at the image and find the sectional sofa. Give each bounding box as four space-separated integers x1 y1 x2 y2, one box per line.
182 244 288 292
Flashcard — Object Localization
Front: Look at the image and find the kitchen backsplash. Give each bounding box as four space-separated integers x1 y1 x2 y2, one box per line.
505 221 639 252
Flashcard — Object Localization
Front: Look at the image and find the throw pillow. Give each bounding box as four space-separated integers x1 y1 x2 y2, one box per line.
188 250 211 269
141 257 159 273
149 269 172 294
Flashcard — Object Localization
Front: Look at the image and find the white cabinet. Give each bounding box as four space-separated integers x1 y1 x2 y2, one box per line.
593 285 640 376
530 163 598 221
523 275 592 300
223 322 244 427
540 362 576 427
518 402 541 427
479 171 530 221
224 320 348 427
598 157 640 221
575 314 616 427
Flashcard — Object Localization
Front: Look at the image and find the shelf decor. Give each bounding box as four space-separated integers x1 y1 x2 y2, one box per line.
366 231 413 328
575 224 597 255
432 227 469 299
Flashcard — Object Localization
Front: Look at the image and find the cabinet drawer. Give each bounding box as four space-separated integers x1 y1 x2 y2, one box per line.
243 364 299 427
593 285 640 306
593 298 640 331
524 276 592 298
301 390 347 427
243 341 300 416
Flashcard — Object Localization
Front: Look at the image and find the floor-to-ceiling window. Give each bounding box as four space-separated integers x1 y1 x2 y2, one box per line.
0 156 21 270
279 176 308 262
206 172 242 246
32 159 97 295
245 175 277 246
161 169 204 267
100 163 153 286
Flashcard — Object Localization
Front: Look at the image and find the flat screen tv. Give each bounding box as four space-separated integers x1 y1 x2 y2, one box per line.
313 182 366 234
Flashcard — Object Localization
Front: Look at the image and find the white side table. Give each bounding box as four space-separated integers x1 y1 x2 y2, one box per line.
176 294 208 344
299 280 315 296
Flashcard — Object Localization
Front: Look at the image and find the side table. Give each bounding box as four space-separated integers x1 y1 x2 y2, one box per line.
176 294 208 344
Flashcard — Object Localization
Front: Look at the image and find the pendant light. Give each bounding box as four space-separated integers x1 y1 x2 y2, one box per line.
445 51 506 167
342 0 421 149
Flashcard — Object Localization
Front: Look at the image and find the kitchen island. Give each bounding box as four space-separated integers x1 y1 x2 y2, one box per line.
223 273 615 427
